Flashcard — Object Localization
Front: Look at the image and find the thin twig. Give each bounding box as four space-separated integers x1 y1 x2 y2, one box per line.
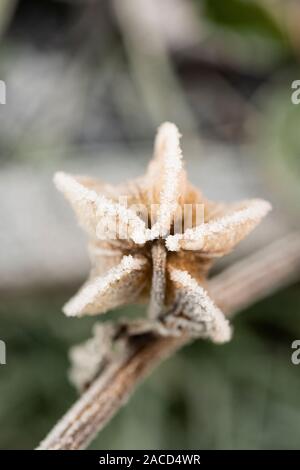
38 233 300 450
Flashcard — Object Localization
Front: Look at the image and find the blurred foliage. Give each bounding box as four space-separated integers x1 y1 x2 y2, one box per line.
195 0 291 70
202 0 284 41
1 285 300 449
0 0 18 38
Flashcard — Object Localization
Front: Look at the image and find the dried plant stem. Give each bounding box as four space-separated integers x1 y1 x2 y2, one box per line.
209 233 300 316
38 233 300 450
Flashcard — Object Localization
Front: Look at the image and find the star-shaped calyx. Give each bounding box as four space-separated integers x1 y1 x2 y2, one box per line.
54 122 271 346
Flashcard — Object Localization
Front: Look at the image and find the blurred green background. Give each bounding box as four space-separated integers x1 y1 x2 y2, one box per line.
0 0 300 449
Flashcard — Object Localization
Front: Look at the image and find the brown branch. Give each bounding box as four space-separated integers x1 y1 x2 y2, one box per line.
37 233 300 450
